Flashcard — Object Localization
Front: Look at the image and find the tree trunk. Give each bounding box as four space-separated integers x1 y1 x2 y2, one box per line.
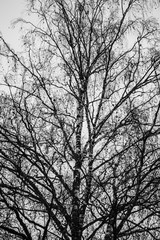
71 96 84 240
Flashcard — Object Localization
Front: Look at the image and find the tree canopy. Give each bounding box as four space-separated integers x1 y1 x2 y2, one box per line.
0 0 160 239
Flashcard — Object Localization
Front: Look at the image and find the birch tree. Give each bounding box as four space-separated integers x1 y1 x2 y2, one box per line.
0 0 160 239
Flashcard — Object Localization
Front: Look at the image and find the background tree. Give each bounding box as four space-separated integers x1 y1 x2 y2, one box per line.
0 0 160 239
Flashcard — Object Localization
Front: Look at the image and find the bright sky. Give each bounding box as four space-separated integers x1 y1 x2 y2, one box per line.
0 0 159 50
0 0 26 50
0 0 159 94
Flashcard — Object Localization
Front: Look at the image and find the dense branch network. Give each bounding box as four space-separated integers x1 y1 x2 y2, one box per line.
0 0 160 239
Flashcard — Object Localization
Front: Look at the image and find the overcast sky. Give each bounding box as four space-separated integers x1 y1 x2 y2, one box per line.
0 0 26 50
0 0 159 94
0 0 160 51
